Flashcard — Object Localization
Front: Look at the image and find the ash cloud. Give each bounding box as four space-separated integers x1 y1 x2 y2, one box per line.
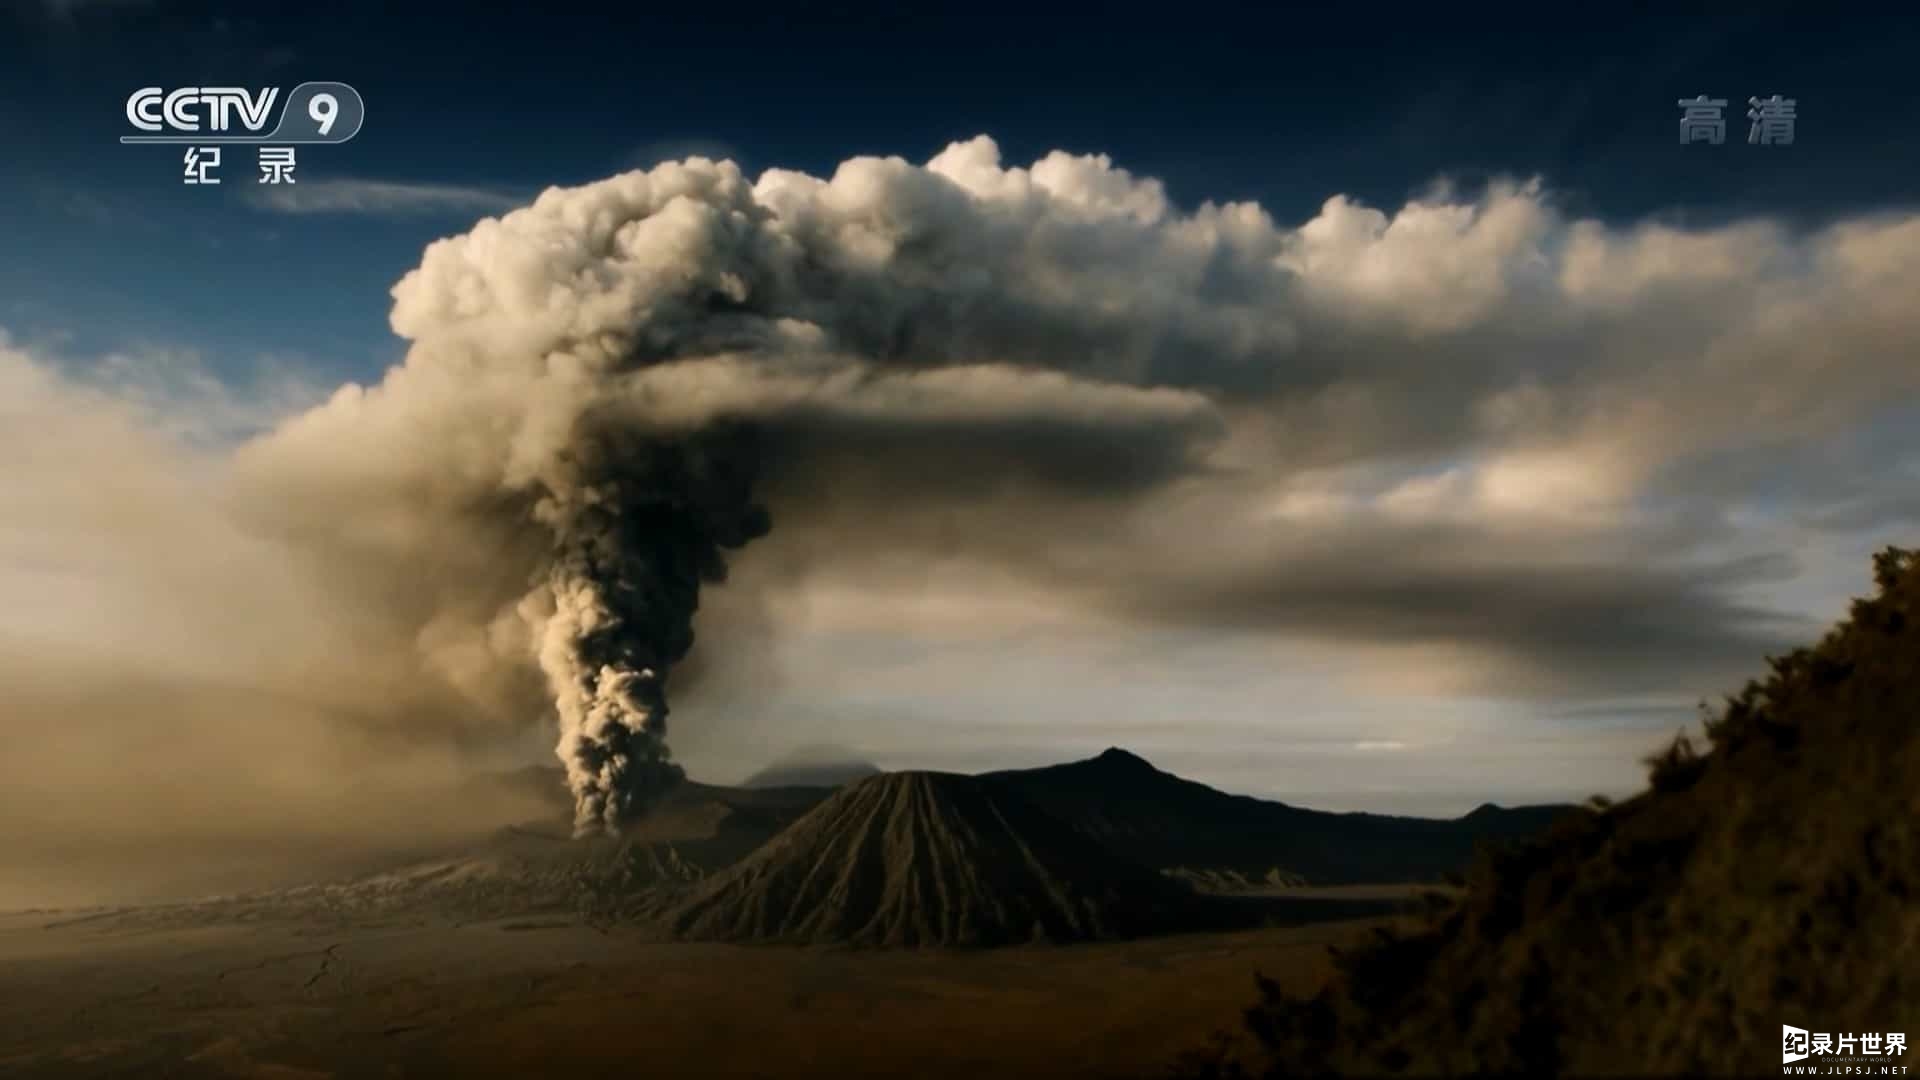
232 145 1236 834
0 342 554 906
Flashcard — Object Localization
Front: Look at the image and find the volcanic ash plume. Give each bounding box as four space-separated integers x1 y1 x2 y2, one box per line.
530 427 769 834
229 142 1222 839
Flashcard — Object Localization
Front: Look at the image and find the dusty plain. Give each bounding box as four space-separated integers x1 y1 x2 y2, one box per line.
0 891 1414 1079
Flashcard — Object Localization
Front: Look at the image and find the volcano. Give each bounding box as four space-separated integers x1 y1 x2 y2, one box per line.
986 748 1569 885
664 770 1199 947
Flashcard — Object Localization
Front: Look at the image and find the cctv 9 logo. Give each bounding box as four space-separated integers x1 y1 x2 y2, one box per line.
122 81 365 144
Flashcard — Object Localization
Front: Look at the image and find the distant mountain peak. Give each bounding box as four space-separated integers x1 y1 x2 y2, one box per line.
739 747 881 790
1091 746 1156 770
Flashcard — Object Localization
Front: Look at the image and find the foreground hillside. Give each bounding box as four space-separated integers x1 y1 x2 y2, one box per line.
1186 547 1920 1077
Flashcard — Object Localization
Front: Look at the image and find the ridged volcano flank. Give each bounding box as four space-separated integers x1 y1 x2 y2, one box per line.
664 770 1196 946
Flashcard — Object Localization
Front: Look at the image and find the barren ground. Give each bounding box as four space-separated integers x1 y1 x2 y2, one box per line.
0 890 1415 1078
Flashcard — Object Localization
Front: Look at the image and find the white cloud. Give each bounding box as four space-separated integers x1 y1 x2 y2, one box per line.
247 178 526 217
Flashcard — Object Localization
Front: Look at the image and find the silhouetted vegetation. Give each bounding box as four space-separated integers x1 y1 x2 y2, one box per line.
1179 547 1920 1077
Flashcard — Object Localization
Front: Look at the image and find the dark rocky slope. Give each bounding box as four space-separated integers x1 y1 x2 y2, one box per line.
666 770 1199 946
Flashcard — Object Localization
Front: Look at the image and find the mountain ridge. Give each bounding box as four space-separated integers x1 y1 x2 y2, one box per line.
984 749 1573 885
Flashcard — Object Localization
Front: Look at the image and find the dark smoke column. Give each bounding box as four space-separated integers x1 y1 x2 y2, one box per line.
535 426 770 836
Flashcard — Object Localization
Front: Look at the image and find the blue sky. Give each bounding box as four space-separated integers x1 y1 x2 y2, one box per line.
2 2 1913 387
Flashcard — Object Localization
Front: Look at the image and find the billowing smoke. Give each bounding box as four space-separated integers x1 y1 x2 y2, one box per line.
533 425 769 832
235 142 1223 834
